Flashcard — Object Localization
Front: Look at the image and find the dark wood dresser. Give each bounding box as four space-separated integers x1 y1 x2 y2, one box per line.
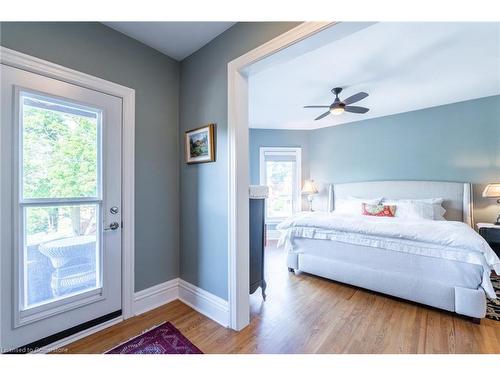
249 187 267 300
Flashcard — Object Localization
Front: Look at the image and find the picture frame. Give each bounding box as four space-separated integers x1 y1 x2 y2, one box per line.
185 123 216 164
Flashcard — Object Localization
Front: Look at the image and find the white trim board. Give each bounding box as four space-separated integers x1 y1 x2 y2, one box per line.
135 279 229 328
0 46 136 352
178 280 230 328
227 22 335 331
133 278 180 316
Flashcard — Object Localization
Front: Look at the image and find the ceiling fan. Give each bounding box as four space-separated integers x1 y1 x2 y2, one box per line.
304 87 369 120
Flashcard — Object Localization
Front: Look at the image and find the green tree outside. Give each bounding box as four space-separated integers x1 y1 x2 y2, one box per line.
23 103 98 236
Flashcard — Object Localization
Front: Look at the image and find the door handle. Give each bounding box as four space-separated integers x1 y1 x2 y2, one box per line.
104 222 120 231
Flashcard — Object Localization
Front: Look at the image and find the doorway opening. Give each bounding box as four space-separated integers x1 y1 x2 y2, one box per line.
229 22 373 330
227 22 336 330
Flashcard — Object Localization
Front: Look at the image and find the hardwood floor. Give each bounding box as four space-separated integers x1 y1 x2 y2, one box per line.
60 245 500 354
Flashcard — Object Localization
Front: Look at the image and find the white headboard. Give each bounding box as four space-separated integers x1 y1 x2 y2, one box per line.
324 180 473 226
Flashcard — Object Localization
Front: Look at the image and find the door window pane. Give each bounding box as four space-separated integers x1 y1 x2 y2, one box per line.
24 205 100 309
265 161 295 219
21 92 100 199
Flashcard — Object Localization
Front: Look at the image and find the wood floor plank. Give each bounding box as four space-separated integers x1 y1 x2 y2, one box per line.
57 246 500 354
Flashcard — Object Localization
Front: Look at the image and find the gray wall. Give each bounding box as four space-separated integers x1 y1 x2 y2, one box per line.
1 22 180 292
180 22 301 300
249 96 499 225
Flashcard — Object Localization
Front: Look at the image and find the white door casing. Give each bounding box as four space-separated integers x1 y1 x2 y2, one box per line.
227 22 334 330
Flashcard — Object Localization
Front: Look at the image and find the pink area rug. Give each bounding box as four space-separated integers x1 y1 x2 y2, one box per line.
106 322 202 354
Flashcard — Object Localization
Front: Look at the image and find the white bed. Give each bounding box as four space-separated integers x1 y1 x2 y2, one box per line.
278 181 500 321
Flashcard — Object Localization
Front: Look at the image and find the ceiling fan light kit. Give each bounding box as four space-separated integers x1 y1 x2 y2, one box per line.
330 103 345 115
304 87 370 120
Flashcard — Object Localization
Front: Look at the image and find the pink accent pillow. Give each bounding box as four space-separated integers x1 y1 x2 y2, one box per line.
362 203 396 217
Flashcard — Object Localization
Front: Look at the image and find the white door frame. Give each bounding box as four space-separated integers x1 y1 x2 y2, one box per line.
227 22 335 330
0 47 136 335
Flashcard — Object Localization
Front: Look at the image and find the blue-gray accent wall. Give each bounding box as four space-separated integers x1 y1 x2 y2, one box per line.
249 95 500 224
1 22 181 292
179 22 301 300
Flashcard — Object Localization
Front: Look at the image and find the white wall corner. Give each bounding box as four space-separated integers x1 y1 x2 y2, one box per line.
178 279 230 328
133 278 179 316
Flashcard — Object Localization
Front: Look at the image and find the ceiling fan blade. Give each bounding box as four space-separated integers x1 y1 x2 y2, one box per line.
314 111 331 121
344 105 369 114
343 92 368 105
304 105 330 108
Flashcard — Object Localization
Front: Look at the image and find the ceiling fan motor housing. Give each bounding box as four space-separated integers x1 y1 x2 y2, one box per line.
332 87 343 96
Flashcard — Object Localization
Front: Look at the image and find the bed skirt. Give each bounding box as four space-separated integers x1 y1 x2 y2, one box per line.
287 246 486 319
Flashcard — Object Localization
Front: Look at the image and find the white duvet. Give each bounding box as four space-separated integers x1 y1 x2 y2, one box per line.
277 211 500 298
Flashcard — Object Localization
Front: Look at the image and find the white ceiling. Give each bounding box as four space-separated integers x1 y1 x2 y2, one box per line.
249 22 500 130
103 22 235 60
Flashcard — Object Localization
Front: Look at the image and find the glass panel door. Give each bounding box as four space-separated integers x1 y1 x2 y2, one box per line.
19 90 103 317
1 63 122 350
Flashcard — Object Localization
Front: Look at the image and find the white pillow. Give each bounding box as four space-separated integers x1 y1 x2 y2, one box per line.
381 198 446 220
381 200 432 220
413 198 446 221
335 197 383 216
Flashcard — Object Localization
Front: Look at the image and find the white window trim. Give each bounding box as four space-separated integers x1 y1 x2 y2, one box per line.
0 46 136 343
259 147 302 223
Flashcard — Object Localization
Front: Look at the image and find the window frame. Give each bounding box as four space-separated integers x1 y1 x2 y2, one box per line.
13 86 105 327
259 147 302 223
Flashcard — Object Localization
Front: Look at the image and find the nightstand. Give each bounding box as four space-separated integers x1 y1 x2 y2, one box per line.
477 223 500 258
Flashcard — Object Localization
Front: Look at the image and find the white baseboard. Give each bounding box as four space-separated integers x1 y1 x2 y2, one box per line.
133 278 179 316
178 279 230 328
136 278 229 327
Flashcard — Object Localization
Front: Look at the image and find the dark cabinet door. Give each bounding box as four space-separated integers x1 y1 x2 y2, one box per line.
249 198 266 299
479 227 500 257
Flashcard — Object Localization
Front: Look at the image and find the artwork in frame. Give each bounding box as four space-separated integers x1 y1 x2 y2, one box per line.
185 124 216 164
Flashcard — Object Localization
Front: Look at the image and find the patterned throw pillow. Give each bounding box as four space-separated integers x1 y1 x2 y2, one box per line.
362 203 396 217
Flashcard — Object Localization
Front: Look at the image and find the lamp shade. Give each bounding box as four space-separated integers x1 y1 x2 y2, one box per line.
301 180 318 195
482 183 500 198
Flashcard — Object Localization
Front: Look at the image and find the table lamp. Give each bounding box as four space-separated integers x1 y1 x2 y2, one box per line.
302 180 318 211
482 183 500 225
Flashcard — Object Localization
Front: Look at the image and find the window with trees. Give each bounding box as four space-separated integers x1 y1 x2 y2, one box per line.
20 91 102 309
259 147 302 222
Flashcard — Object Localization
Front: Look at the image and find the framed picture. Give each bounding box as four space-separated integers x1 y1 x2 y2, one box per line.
185 124 216 164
